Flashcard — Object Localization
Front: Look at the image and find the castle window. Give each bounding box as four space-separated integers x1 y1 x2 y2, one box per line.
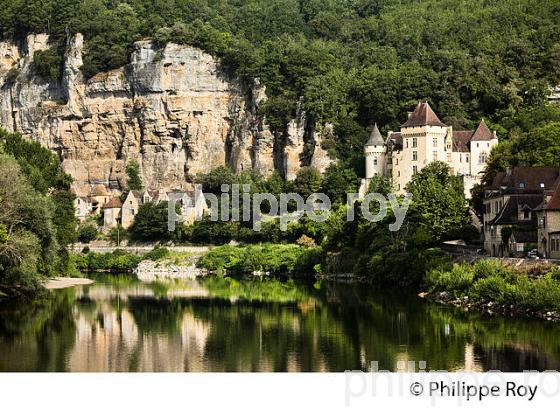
373 158 378 165
413 138 417 148
519 182 525 189
466 155 469 162
540 182 545 188
433 138 438 147
478 153 487 164
523 210 530 219
397 171 401 177
413 166 418 175
413 151 417 161
433 151 438 160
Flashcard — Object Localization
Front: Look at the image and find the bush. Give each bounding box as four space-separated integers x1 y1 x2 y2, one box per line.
144 246 170 261
78 224 98 243
197 244 314 276
425 263 474 297
471 276 508 303
76 250 142 272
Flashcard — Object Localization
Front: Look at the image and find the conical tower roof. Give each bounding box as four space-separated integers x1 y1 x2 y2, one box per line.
471 119 495 141
401 101 446 128
365 123 384 146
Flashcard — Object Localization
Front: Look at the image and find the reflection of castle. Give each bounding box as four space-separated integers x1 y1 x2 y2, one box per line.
360 102 498 198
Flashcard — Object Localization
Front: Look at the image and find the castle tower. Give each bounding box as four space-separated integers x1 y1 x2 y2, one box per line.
394 101 448 192
364 123 386 180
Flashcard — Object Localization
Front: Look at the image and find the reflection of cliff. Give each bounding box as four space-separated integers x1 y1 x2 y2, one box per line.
68 286 211 372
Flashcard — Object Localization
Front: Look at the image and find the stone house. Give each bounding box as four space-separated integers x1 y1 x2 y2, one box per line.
121 191 143 229
74 196 93 222
483 167 560 257
167 187 209 224
121 190 170 229
360 101 498 198
103 197 123 230
90 184 112 214
536 185 560 259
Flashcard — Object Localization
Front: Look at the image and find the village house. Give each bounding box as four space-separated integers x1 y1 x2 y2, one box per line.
536 186 560 259
100 187 207 232
103 197 123 230
360 101 498 198
483 167 560 257
73 196 93 222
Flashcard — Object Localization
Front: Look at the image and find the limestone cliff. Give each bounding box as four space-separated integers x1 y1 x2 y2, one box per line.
0 34 335 197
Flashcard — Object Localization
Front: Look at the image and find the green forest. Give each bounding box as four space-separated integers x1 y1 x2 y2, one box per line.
1 0 560 172
0 131 77 298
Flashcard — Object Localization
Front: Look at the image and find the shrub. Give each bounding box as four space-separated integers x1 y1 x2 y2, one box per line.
425 263 474 297
144 246 170 261
197 244 312 275
471 275 507 303
78 224 98 243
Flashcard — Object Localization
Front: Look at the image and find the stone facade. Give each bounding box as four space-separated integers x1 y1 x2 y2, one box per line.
483 167 560 258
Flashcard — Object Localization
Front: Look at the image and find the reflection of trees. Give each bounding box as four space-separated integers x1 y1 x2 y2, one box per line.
128 297 185 335
2 278 560 372
0 289 76 371
186 281 560 371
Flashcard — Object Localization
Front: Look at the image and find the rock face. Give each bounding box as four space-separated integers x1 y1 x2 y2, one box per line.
0 34 335 196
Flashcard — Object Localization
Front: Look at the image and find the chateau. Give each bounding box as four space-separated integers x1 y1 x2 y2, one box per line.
360 102 498 198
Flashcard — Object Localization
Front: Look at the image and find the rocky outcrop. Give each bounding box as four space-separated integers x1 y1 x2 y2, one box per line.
0 34 335 196
135 260 208 282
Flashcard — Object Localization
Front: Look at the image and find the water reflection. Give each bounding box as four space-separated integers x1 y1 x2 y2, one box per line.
1 275 560 372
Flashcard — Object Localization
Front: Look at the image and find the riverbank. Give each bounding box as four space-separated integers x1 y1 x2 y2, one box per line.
43 278 95 290
423 259 560 322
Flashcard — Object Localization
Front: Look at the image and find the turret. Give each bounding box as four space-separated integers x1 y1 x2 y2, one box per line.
364 123 386 179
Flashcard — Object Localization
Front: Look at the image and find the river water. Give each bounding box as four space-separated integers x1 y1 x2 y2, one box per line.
1 275 559 372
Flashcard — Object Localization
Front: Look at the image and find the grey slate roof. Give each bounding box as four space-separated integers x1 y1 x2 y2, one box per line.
365 123 384 146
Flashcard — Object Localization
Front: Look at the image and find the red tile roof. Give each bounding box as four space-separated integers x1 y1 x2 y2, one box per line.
452 130 474 152
401 102 446 128
488 167 560 192
471 119 495 141
104 197 122 209
546 185 560 210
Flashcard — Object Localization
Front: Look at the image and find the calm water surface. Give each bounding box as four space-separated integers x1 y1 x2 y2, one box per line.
1 275 560 372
